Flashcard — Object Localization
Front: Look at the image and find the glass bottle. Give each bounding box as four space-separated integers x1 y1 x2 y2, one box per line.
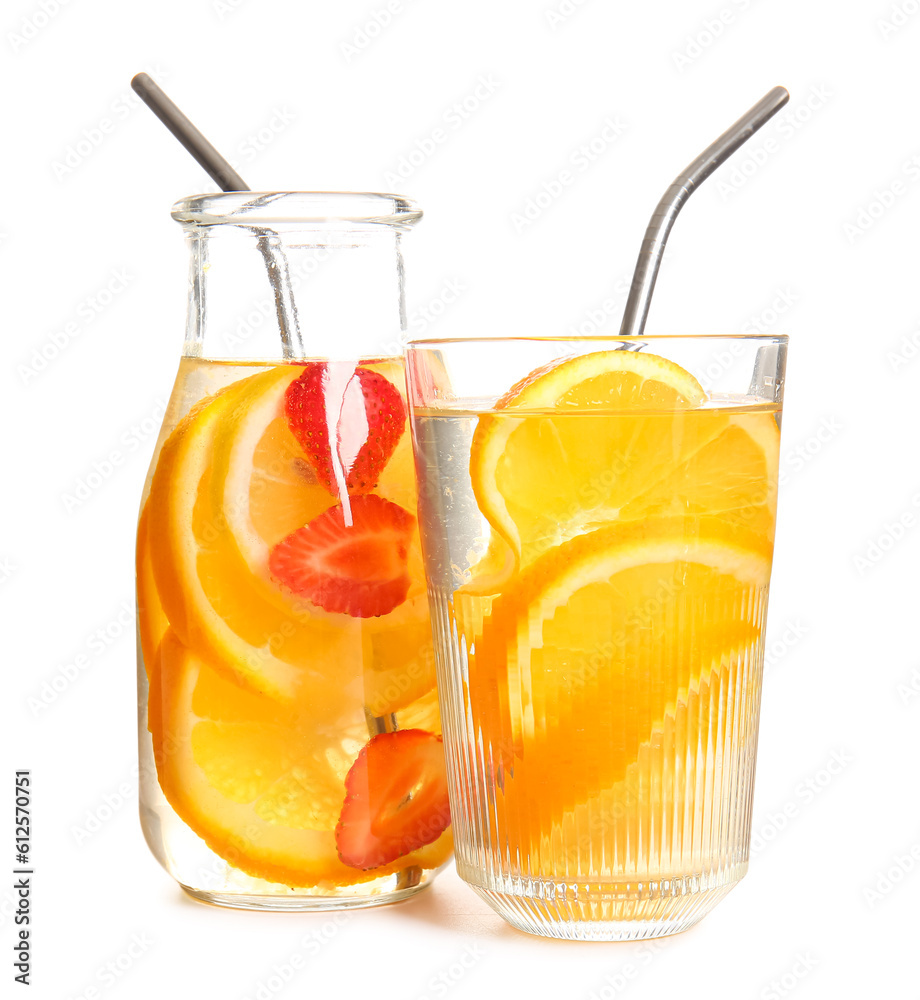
136 192 451 910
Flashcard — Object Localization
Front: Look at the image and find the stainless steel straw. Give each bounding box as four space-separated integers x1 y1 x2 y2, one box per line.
131 73 304 358
132 72 396 736
618 86 789 340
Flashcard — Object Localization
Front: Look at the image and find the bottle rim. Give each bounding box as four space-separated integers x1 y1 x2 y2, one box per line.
406 334 789 347
170 191 422 229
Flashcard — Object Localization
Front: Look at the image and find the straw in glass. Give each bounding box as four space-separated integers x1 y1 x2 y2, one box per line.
131 73 304 358
131 74 396 736
618 86 789 340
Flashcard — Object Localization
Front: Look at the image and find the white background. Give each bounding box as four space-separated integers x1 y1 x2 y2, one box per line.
4 0 920 998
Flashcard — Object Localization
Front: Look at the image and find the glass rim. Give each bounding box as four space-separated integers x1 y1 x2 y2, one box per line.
171 191 422 228
406 333 788 348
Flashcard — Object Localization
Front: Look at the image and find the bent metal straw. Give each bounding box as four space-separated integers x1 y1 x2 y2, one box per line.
131 73 304 359
131 73 401 738
619 86 789 340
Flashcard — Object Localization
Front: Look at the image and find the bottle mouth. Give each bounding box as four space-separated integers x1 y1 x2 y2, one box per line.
171 191 422 229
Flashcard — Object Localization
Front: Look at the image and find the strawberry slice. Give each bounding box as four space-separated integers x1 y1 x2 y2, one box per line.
284 362 406 496
336 729 451 869
269 494 413 618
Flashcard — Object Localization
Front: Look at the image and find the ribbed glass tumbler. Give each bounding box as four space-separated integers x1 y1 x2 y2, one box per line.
406 335 786 940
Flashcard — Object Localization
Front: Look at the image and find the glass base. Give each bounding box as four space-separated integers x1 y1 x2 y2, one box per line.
464 872 743 941
182 878 433 912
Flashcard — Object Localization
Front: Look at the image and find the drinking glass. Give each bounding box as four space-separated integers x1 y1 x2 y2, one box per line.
406 335 786 940
136 192 452 910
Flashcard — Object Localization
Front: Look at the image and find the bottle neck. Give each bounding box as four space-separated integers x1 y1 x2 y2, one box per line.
182 224 408 362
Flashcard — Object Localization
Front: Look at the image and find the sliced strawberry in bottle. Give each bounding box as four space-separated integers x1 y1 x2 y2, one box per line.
268 494 414 618
284 362 406 496
335 729 451 870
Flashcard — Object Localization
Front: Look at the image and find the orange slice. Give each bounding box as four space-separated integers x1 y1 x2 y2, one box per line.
538 663 733 880
147 361 437 717
462 517 771 863
150 630 452 887
209 360 424 605
361 612 437 717
136 503 168 681
223 409 334 571
202 362 436 716
469 349 778 564
146 369 359 703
